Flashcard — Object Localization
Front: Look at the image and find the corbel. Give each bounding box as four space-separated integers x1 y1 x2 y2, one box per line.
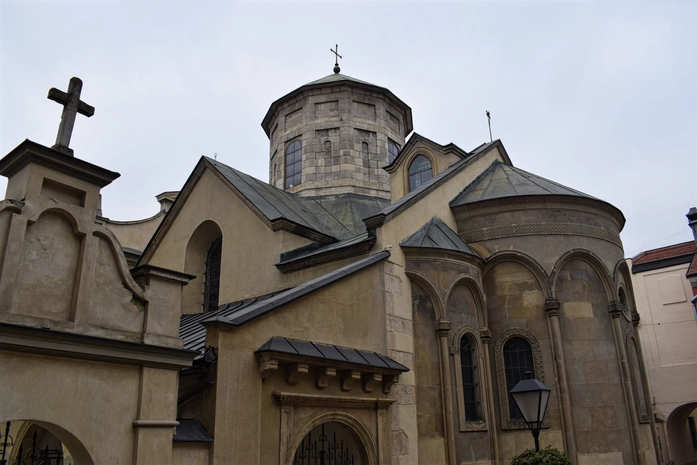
341 370 361 391
287 363 309 385
258 353 279 379
362 373 382 393
315 366 336 389
382 374 399 394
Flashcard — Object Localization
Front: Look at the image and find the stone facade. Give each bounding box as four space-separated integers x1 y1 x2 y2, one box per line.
0 71 661 465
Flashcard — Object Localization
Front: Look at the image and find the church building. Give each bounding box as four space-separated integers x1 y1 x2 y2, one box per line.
0 64 660 465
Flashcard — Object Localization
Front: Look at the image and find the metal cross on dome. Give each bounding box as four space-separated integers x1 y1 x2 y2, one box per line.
47 76 95 156
330 44 342 74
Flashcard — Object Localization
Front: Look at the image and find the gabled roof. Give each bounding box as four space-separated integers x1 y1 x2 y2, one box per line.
256 337 408 373
276 231 376 273
400 217 479 258
200 251 390 328
384 132 469 173
364 140 502 229
261 73 413 138
450 160 599 206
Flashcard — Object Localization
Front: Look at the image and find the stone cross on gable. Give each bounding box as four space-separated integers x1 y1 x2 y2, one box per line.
47 77 95 156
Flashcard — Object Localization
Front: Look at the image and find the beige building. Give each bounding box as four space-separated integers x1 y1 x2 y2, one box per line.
629 211 697 465
0 70 660 465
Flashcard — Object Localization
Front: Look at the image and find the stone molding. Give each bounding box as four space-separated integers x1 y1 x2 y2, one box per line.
493 327 550 430
450 325 489 432
625 332 651 424
460 222 622 247
452 196 624 231
544 299 561 317
273 391 395 409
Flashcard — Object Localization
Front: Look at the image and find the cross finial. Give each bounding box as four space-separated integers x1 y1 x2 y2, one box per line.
486 110 492 142
330 44 342 74
47 77 95 156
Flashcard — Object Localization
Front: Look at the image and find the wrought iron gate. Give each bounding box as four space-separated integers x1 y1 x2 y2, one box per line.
0 422 70 465
293 423 355 465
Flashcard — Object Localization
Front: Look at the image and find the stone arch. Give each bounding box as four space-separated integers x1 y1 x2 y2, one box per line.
493 327 549 430
444 274 487 327
483 251 552 300
613 259 637 317
551 249 614 301
289 412 377 465
405 270 445 320
666 402 697 465
0 419 95 465
625 332 650 422
402 150 436 192
28 207 85 236
182 220 223 313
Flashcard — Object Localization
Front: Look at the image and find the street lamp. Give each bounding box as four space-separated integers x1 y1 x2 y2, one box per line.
510 377 551 451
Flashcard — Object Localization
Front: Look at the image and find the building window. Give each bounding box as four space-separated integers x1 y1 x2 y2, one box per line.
460 335 480 421
689 416 697 450
203 236 222 313
627 335 650 422
494 328 548 430
504 337 535 420
408 155 432 191
362 141 369 157
285 140 302 189
388 140 399 164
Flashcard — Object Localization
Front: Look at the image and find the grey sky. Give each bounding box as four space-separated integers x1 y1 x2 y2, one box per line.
1 0 695 257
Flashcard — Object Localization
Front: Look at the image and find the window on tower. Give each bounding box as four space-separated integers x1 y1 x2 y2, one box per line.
285 140 302 189
408 155 432 191
388 140 399 164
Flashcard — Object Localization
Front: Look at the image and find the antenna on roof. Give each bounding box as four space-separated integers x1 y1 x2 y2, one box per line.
330 44 342 74
486 110 492 142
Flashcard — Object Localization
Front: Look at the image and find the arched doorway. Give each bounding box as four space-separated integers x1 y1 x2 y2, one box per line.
293 421 366 465
667 402 697 465
0 420 93 465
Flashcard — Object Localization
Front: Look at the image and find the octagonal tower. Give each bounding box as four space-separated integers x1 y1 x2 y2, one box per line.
261 72 413 199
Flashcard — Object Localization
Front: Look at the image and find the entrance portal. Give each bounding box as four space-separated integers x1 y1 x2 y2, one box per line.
293 421 365 465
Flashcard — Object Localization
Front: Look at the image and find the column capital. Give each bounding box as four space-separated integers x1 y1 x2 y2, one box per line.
608 301 623 318
632 311 641 327
479 328 491 342
545 299 561 316
435 319 451 335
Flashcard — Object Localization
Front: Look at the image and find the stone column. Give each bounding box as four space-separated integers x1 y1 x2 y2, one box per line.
480 328 500 465
608 302 640 465
633 312 661 465
545 299 577 465
436 319 457 465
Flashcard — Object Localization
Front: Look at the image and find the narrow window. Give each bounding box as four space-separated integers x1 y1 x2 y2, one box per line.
689 416 697 450
362 141 369 157
504 337 534 420
285 140 302 189
408 155 432 191
203 236 222 313
324 140 332 154
388 140 399 164
460 335 479 421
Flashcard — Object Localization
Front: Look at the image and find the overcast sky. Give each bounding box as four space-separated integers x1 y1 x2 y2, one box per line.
1 0 695 258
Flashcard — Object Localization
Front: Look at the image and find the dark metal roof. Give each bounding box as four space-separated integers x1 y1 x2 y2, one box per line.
201 251 390 328
173 420 213 443
450 160 599 206
277 231 376 273
364 140 499 229
256 337 409 372
400 217 479 257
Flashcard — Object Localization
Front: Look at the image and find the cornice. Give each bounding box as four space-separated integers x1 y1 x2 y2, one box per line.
273 391 395 409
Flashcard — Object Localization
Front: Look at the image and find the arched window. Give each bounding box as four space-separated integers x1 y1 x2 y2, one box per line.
503 337 535 420
627 336 650 422
285 140 302 189
408 155 432 191
324 140 332 154
387 140 399 164
460 335 480 421
203 236 222 313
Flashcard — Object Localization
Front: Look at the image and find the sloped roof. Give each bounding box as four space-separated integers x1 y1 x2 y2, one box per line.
305 73 377 87
277 231 375 273
400 217 479 258
364 140 500 229
631 240 697 274
256 337 408 372
450 160 598 206
199 251 390 328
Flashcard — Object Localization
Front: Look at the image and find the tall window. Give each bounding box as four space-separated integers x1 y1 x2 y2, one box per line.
504 337 534 420
203 236 222 313
388 140 399 164
460 335 479 421
408 155 432 191
285 140 302 189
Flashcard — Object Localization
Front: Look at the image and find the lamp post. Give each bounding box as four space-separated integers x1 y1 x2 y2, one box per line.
510 377 551 451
